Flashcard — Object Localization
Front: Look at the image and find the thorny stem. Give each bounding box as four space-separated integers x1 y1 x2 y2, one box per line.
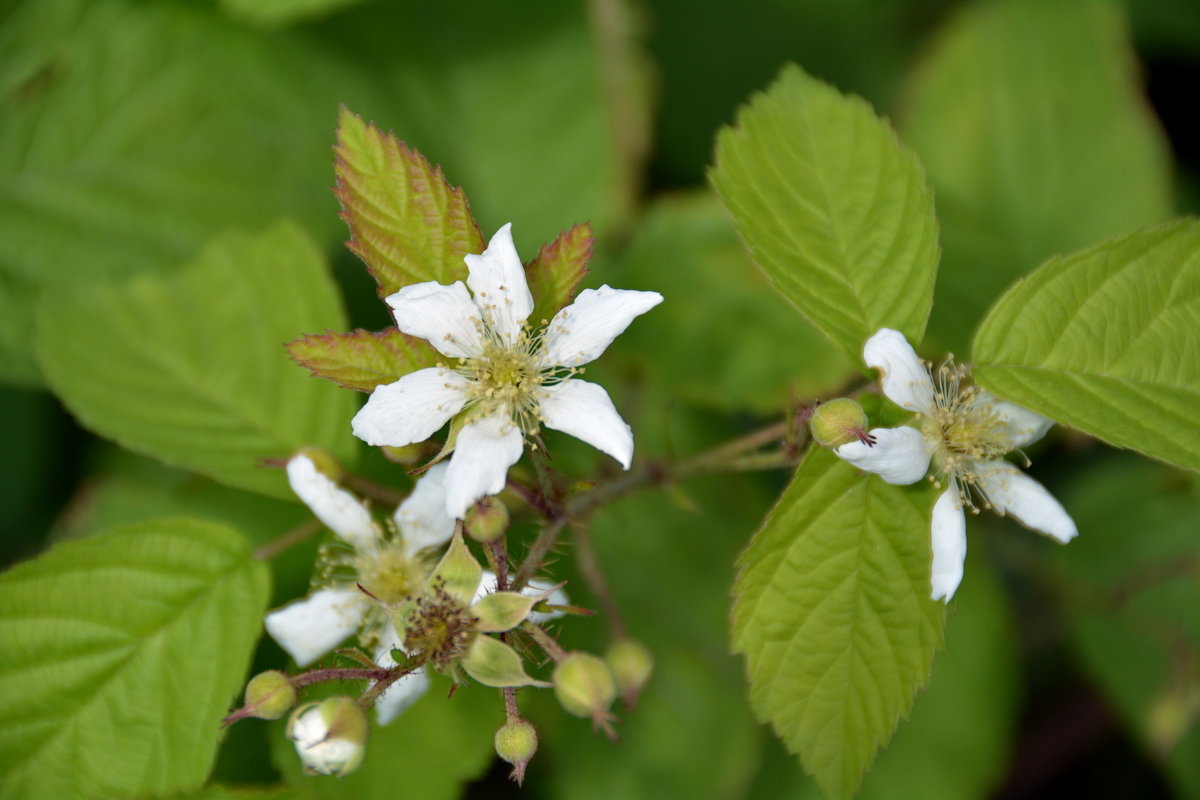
503 687 520 719
254 519 321 561
571 520 626 640
523 621 568 663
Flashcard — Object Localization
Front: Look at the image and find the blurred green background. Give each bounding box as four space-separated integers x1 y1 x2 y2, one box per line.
2 0 1199 797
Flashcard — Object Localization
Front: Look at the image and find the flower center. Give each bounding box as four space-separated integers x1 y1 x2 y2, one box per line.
922 359 1012 510
403 584 479 672
354 544 425 605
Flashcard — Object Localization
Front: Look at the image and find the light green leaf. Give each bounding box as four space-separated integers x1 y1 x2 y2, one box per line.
271 675 495 800
37 220 357 499
605 193 854 414
0 0 357 384
0 519 269 800
525 222 592 325
428 531 482 608
732 446 946 799
972 220 1200 471
286 328 439 393
902 0 1173 352
335 107 484 297
472 591 538 633
711 64 939 361
461 635 550 689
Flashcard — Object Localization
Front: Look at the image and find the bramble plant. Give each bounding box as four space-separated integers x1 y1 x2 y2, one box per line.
2 1 1199 799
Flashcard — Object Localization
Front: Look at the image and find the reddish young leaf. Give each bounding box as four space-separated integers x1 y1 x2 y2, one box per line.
335 107 485 296
287 328 440 393
525 222 593 324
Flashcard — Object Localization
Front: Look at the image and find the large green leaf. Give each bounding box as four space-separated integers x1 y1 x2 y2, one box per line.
902 0 1173 352
1052 456 1200 798
973 220 1200 472
605 193 853 414
732 446 946 799
37 220 357 499
711 64 940 362
0 519 269 800
0 0 357 384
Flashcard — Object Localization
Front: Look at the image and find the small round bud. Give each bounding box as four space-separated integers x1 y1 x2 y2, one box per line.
809 398 872 448
382 444 423 465
605 639 654 705
243 670 296 720
553 652 617 720
494 718 538 785
287 697 369 777
465 497 509 543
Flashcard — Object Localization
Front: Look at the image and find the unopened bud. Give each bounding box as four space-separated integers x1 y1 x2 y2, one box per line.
494 718 538 785
243 670 296 720
809 398 873 448
553 652 617 720
287 697 369 777
465 497 509 543
605 639 654 705
382 444 423 465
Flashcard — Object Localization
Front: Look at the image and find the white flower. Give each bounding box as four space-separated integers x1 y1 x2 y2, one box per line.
351 223 663 519
264 454 454 723
834 328 1077 602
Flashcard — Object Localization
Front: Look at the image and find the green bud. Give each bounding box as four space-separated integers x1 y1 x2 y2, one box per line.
286 697 369 777
553 652 617 720
243 670 296 720
382 444 423 465
465 497 510 543
494 718 538 785
605 639 654 705
809 398 872 448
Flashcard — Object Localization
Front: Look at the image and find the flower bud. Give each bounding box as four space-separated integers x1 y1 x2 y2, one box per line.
287 697 369 777
494 717 538 785
465 496 509 543
605 639 654 705
809 398 872 448
553 652 617 721
243 670 296 720
382 444 423 465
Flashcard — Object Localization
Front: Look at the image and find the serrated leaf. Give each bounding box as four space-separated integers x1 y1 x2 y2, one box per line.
0 0 357 384
901 0 1173 352
335 107 484 297
525 223 592 324
0 519 269 800
732 446 946 799
37 220 357 499
286 328 440 393
710 64 939 362
972 220 1200 472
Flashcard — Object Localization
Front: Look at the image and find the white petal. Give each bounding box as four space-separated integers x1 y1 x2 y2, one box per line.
930 488 967 602
394 462 456 556
286 455 376 551
373 636 430 725
465 223 534 345
385 280 483 359
444 411 524 519
265 588 368 667
542 286 663 368
539 379 634 469
473 570 566 624
835 426 931 485
978 460 1078 543
351 368 469 447
985 395 1055 449
863 328 935 414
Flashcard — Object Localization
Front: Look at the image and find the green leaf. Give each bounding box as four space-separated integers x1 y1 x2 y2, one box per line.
37 220 357 499
428 531 482 608
272 675 495 800
0 519 269 800
286 328 439 393
460 635 550 689
472 591 538 633
335 107 484 297
0 0 357 384
710 64 940 361
901 0 1173 352
604 193 854 414
526 222 592 325
732 446 946 798
972 220 1200 471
